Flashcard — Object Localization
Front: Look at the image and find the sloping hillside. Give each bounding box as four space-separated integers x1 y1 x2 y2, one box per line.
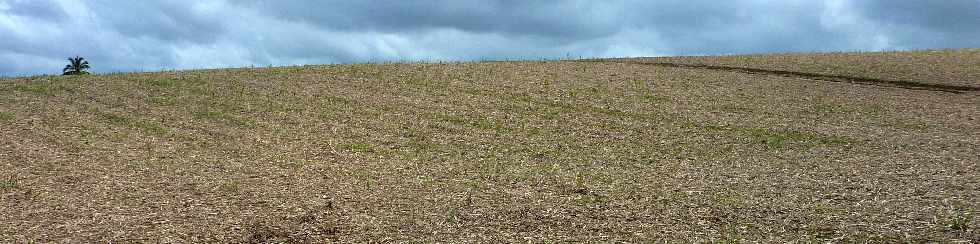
1 50 978 242
646 48 980 88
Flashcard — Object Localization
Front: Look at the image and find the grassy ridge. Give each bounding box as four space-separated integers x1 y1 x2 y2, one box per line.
0 50 978 242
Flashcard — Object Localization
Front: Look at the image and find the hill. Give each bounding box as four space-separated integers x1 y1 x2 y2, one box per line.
1 49 978 242
645 48 980 88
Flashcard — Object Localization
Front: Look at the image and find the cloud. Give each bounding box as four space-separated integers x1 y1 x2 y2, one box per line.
236 0 622 41
89 1 227 44
850 1 980 49
1 0 978 76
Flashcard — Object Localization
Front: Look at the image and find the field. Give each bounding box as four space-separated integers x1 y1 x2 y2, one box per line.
1 49 978 242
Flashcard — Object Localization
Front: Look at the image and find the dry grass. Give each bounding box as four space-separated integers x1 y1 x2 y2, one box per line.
1 49 978 242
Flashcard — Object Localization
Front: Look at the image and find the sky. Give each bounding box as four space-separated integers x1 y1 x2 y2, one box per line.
1 0 979 76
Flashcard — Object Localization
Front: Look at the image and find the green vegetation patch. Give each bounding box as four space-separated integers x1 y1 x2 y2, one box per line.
338 143 374 153
891 119 931 131
101 112 131 124
99 112 168 135
746 128 853 149
640 94 669 104
937 204 974 233
0 111 14 121
149 96 179 106
142 77 177 88
811 103 855 114
717 103 755 114
507 92 636 119
14 83 52 95
0 177 16 191
702 123 854 149
193 110 258 128
437 113 512 134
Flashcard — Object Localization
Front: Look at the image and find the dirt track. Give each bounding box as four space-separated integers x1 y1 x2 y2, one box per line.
587 60 980 94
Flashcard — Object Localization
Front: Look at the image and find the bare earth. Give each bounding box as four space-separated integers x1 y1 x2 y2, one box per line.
1 49 978 242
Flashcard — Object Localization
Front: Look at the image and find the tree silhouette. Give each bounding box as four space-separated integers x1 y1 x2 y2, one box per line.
63 56 91 75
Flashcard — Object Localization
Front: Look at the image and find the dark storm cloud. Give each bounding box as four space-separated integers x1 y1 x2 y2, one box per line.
0 0 66 20
850 1 980 48
1 0 978 76
89 1 227 43
619 1 842 54
238 0 620 41
855 1 980 34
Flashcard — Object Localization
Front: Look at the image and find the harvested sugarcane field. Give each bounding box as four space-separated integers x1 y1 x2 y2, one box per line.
1 49 978 242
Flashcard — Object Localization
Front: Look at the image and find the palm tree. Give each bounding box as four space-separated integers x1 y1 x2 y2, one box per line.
63 56 91 75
